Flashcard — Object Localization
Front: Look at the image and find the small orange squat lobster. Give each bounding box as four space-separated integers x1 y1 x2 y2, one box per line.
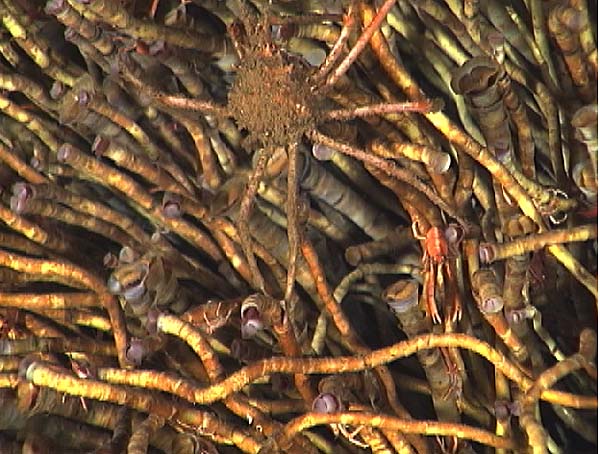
412 222 463 324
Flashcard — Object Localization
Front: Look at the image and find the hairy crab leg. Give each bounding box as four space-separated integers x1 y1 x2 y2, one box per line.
119 63 226 115
238 148 268 293
308 129 471 231
312 2 357 84
285 143 300 305
323 99 443 121
322 0 399 90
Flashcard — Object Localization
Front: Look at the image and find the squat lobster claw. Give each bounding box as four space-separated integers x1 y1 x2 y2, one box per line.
412 221 464 324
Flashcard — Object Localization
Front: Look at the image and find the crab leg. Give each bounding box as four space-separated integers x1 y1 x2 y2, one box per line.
238 148 268 293
443 261 462 323
323 99 442 120
312 3 357 84
439 346 463 402
426 261 442 324
285 143 300 305
323 0 399 89
307 129 470 230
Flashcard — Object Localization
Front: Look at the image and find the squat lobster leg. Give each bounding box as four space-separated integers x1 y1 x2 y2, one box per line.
202 302 234 334
331 424 370 449
425 257 443 324
443 260 462 323
443 224 465 323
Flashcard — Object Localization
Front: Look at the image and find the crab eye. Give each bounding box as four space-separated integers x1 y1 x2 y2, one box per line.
312 393 342 413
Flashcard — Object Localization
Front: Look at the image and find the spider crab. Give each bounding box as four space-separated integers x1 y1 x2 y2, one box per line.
122 0 443 309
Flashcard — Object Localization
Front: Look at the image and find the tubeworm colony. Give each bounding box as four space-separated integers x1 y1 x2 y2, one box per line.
0 0 597 453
